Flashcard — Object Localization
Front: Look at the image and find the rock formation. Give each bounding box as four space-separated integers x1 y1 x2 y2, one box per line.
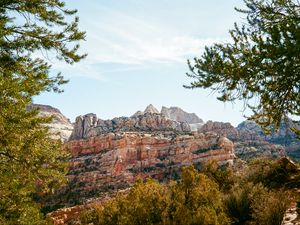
199 120 240 141
45 131 235 208
160 106 204 124
70 112 191 140
237 119 300 160
161 106 204 132
144 104 159 114
199 120 286 160
27 104 73 142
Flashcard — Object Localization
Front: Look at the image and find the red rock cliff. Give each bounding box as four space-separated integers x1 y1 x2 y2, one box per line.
45 131 235 208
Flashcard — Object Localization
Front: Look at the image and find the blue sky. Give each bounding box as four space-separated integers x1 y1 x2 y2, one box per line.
34 0 251 126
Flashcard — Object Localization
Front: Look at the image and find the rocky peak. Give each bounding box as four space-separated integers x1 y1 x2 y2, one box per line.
131 110 143 117
144 104 159 114
161 106 203 124
27 104 61 115
27 104 73 142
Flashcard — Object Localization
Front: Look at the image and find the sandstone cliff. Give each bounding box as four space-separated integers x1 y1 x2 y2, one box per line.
27 104 73 142
199 120 286 160
45 131 235 208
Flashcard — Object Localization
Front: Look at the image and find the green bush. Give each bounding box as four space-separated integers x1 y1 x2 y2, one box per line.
244 159 289 188
224 182 291 225
224 183 253 224
201 160 235 191
165 166 229 225
80 160 294 225
80 166 230 225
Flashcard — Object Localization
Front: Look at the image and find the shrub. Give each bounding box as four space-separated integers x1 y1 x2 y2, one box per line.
244 159 289 188
251 189 290 225
201 160 235 191
165 166 230 225
224 182 291 225
80 166 230 225
224 183 253 224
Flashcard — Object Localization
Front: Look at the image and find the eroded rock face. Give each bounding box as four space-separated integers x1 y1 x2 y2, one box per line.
27 104 73 142
199 120 286 160
161 106 204 124
237 119 300 160
47 131 235 207
199 120 239 141
70 113 191 140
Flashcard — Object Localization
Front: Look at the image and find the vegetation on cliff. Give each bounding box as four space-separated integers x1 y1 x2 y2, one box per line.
0 0 85 223
80 158 298 225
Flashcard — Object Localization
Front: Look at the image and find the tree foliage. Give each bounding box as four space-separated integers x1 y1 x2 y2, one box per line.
81 166 230 225
0 0 85 223
81 160 296 225
186 0 300 131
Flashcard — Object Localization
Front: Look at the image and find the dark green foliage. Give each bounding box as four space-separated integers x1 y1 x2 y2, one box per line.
244 159 290 188
80 159 296 225
200 160 235 191
0 0 85 223
81 179 168 225
186 0 300 132
224 183 290 225
224 183 253 224
80 166 230 225
166 166 229 225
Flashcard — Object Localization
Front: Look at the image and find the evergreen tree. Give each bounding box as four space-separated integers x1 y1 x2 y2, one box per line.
0 0 85 223
186 0 300 132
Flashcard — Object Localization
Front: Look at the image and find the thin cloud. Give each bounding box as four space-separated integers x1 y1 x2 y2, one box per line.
81 7 226 65
47 5 228 79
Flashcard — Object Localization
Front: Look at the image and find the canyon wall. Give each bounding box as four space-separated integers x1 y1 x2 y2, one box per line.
45 131 235 208
199 120 286 160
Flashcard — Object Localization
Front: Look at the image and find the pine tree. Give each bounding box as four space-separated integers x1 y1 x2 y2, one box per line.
186 0 300 132
0 0 85 223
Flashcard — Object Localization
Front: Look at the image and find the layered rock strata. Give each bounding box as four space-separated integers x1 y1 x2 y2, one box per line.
199 120 286 160
47 131 235 207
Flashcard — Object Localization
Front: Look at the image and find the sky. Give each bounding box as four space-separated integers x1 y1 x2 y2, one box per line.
34 0 251 126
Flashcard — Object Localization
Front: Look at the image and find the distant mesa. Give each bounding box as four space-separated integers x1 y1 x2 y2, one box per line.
70 110 191 140
27 103 62 115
